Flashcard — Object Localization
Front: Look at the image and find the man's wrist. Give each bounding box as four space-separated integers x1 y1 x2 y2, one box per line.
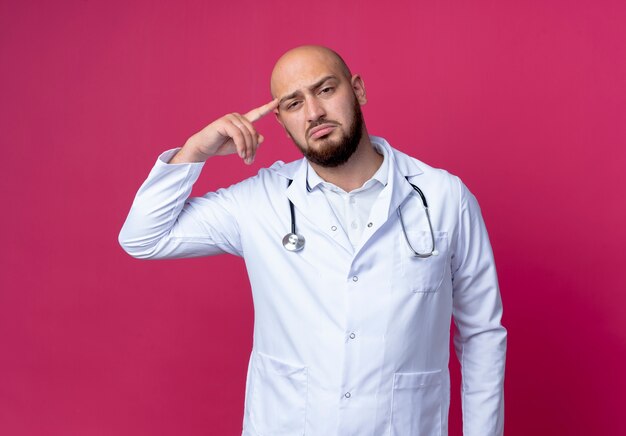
168 139 209 164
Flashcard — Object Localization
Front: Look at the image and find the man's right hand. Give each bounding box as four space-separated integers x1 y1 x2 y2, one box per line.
169 99 279 165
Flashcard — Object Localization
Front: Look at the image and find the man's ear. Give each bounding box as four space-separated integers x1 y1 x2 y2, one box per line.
272 108 285 127
274 110 291 138
274 109 285 128
351 74 367 105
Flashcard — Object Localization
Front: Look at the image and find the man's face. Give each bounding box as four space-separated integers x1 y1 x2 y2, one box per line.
271 50 367 167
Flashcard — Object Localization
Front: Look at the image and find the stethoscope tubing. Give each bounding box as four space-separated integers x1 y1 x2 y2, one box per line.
398 181 438 258
282 177 437 257
283 179 306 251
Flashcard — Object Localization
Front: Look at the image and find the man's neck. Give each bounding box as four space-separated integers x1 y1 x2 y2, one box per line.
309 134 384 192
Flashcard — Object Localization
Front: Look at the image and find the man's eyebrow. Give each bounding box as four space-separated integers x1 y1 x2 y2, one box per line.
278 75 338 106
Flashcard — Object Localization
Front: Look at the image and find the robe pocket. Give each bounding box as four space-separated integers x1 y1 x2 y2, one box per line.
390 371 442 436
400 231 449 293
249 352 308 436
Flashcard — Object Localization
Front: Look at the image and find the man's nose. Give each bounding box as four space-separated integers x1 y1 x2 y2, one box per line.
305 96 326 122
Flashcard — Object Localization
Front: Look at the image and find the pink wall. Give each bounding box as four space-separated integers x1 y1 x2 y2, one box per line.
1 1 625 434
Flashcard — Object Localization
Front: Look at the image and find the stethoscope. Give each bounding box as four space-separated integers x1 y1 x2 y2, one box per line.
282 177 439 258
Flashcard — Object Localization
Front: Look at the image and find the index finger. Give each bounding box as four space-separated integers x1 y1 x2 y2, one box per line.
244 99 279 122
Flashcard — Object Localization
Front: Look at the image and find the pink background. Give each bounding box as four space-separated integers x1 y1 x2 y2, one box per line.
1 1 625 434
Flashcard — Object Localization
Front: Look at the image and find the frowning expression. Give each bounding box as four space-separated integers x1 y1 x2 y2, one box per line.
271 48 367 167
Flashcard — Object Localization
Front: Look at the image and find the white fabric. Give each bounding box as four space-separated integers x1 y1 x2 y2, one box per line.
306 141 388 248
119 135 507 436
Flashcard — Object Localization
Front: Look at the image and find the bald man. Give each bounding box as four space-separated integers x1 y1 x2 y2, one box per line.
120 45 506 436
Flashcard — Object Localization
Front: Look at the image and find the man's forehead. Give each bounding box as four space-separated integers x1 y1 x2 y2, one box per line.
270 47 349 97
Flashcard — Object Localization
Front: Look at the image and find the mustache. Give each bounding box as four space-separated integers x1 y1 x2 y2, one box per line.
306 119 341 137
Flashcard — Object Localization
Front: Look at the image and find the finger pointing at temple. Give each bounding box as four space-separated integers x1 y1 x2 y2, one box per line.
170 99 279 165
244 99 279 122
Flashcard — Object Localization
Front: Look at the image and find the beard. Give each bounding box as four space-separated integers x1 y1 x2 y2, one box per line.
289 98 364 168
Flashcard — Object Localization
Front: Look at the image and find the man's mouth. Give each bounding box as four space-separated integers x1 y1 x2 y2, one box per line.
308 123 337 139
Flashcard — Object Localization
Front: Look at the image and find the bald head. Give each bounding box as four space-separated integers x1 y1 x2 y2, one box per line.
270 45 352 99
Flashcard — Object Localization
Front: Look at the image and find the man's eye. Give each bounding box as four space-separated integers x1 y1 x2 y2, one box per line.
320 87 334 94
287 101 301 110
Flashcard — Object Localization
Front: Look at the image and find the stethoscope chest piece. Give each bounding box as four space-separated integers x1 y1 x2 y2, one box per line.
282 232 305 252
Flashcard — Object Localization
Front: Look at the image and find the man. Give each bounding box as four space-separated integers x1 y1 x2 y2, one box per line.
119 45 506 435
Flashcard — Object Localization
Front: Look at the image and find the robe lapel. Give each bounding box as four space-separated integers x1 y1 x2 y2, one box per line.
284 159 354 257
